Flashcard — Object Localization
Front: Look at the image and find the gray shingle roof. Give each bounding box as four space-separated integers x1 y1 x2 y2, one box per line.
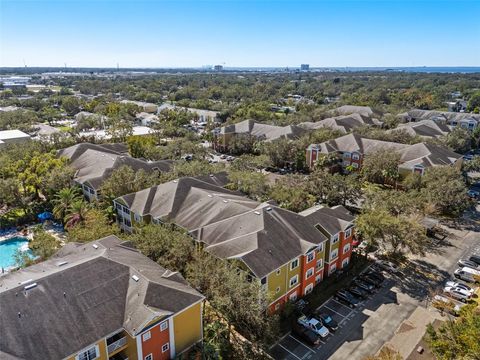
389 120 450 138
0 235 203 360
219 119 306 142
300 205 354 236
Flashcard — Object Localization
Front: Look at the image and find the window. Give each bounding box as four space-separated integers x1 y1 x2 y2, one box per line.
332 234 339 244
276 286 280 293
144 355 153 360
124 219 132 228
315 274 322 284
142 331 151 342
317 243 324 252
329 263 337 274
304 284 313 295
76 346 98 360
306 268 314 279
345 228 352 238
134 213 142 223
306 251 315 263
289 275 299 287
276 269 281 276
160 321 168 331
290 258 299 270
330 249 338 260
275 303 281 311
352 153 360 160
289 292 298 302
260 277 267 285
342 152 351 159
89 188 95 195
343 244 351 254
342 258 350 268
122 206 130 215
316 259 323 270
351 162 359 169
162 343 169 353
115 203 122 211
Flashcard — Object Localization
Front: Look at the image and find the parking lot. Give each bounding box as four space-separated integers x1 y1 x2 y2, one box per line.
270 276 398 360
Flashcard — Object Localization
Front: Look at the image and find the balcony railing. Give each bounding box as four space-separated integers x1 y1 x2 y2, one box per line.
107 337 127 354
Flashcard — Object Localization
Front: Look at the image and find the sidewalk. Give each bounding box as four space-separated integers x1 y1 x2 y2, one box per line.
381 306 444 359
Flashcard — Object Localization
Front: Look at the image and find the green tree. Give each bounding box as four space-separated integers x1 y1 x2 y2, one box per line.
127 135 156 158
426 304 480 360
361 150 401 185
52 187 82 224
441 128 472 153
67 208 119 243
65 199 89 228
29 227 61 260
227 170 269 200
467 91 480 113
61 96 82 115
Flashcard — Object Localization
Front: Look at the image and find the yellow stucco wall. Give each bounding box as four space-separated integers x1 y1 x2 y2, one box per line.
267 264 287 302
123 332 138 360
286 257 301 290
66 339 108 360
173 302 203 355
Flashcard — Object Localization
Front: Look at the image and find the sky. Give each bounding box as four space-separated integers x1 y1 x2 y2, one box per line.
1 0 479 68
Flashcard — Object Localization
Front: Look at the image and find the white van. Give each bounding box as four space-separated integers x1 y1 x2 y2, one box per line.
454 267 480 283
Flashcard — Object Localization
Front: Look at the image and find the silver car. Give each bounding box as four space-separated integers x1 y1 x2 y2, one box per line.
443 286 471 302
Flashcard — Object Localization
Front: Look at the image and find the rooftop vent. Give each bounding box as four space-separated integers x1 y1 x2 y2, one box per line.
24 283 37 291
209 174 214 177
254 211 261 215
56 261 68 267
208 194 213 198
20 279 33 285
223 200 228 203
266 207 272 211
92 244 99 249
132 275 140 282
173 180 178 183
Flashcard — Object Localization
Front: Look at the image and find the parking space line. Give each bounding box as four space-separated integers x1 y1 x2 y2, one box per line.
288 335 317 353
277 343 303 360
323 304 351 318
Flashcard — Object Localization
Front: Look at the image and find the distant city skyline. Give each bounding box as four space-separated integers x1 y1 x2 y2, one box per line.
1 0 479 68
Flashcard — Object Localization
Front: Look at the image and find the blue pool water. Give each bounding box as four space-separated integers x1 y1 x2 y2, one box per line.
0 236 33 269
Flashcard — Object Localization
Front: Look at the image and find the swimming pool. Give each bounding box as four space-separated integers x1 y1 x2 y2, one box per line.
0 236 33 270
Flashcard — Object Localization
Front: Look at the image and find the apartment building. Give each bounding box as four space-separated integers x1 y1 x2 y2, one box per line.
114 175 356 313
0 235 204 360
58 143 172 201
306 133 462 176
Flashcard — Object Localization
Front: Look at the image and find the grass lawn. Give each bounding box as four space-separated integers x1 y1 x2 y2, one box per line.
279 253 372 334
58 126 72 132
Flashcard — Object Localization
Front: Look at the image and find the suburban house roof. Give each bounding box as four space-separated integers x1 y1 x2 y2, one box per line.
191 203 329 278
330 105 374 117
307 134 461 170
397 109 480 123
0 235 203 360
116 176 260 230
388 120 451 139
0 129 31 141
218 119 306 142
299 113 383 134
300 205 354 236
58 143 172 190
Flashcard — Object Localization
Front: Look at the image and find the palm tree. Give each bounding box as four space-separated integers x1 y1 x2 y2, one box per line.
65 200 89 228
52 187 82 224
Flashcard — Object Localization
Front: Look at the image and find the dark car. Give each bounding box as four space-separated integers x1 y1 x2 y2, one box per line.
291 321 321 346
334 289 361 308
349 285 369 299
315 312 339 331
365 269 385 282
353 279 375 293
360 274 383 287
469 254 480 265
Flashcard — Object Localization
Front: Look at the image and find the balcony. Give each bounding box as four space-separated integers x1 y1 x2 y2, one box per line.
109 351 129 360
106 333 128 355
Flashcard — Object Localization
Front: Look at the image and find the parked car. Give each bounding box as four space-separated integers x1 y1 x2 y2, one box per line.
220 154 227 159
315 312 338 332
445 281 475 296
297 315 330 338
353 279 375 293
365 269 385 282
349 286 369 299
334 289 361 308
226 156 235 161
291 320 321 346
458 259 480 270
469 254 480 265
454 267 480 283
443 286 472 302
467 189 479 198
375 260 401 274
359 274 383 287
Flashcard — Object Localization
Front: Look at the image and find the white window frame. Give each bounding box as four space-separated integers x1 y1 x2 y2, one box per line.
134 213 142 223
275 303 281 311
276 269 281 276
160 321 168 331
317 243 324 252
304 284 314 295
306 268 314 279
144 355 153 360
352 153 360 160
351 162 359 169
329 263 337 274
342 152 351 159
289 292 298 302
290 258 299 270
162 343 169 353
276 286 280 293
142 331 151 342
316 259 323 270
330 248 338 261
315 274 322 284
306 251 315 263
332 233 339 244
345 228 352 238
289 275 299 287
343 243 351 254
76 345 99 360
342 257 350 268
